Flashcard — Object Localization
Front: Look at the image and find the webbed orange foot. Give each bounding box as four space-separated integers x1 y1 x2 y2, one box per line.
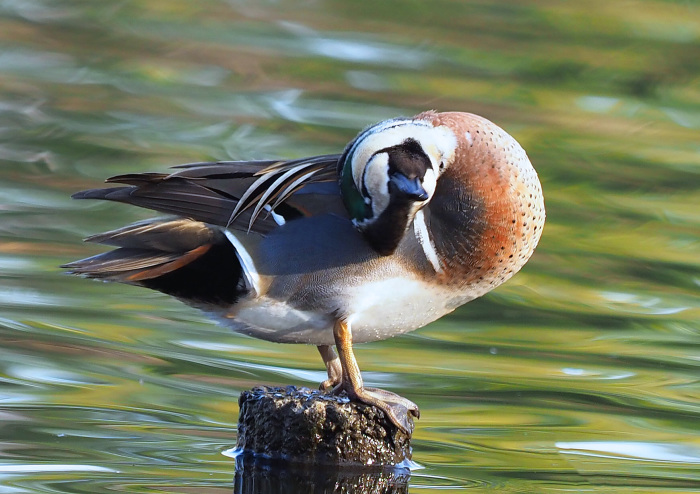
336 382 419 434
324 319 419 434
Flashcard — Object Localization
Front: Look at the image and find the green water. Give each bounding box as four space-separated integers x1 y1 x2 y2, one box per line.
1 0 699 492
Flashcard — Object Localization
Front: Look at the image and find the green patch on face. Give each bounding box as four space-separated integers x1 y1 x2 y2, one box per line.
340 152 373 223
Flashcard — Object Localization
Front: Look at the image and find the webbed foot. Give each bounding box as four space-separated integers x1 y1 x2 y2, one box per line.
336 383 419 434
323 319 420 435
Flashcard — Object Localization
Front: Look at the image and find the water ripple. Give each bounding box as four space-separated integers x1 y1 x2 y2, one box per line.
557 441 700 464
0 464 117 473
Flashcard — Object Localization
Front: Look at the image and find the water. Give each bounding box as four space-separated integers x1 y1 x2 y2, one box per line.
1 0 699 492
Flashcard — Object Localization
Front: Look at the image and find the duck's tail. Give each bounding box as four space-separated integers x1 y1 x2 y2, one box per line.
62 218 247 306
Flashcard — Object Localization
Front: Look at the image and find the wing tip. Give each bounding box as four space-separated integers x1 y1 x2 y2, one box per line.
71 189 100 200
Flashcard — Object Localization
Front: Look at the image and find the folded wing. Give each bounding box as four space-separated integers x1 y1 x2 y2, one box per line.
64 156 346 306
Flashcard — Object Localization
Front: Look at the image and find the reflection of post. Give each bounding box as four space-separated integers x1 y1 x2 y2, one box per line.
235 386 414 464
234 453 411 494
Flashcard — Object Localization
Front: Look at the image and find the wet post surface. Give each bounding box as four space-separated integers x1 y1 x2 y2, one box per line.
235 386 413 465
233 386 413 493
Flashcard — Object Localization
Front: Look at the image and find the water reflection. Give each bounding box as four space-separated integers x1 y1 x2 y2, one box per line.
557 441 700 464
232 452 410 494
0 464 116 474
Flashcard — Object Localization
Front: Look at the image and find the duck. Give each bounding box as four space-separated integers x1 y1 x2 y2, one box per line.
63 110 545 433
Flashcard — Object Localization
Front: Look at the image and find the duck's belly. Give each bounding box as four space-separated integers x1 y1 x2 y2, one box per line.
215 276 473 345
344 276 461 343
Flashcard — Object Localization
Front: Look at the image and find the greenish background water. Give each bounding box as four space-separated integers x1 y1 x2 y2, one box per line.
1 0 699 492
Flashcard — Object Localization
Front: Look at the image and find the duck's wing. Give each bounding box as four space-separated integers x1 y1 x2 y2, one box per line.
72 155 344 234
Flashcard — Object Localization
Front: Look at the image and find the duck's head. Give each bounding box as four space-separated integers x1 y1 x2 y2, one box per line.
339 117 457 255
339 111 545 290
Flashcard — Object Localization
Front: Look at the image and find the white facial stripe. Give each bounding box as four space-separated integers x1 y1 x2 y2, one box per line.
363 152 390 215
413 209 442 273
422 125 457 174
350 120 457 204
350 121 427 190
421 168 437 199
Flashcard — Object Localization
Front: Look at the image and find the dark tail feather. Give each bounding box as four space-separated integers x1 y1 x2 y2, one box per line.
70 170 279 233
63 219 246 306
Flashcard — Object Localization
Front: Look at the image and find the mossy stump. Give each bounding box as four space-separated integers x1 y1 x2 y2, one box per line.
235 385 413 466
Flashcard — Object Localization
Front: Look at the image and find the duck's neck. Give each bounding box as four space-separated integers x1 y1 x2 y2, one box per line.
358 199 418 256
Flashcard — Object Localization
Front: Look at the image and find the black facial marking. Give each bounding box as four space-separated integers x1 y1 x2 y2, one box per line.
361 199 416 256
358 139 435 255
378 138 432 181
360 164 371 200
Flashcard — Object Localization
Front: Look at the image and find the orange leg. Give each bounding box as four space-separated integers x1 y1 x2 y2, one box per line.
329 318 419 434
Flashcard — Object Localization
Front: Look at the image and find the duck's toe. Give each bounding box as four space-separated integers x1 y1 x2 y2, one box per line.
364 386 420 419
342 385 419 434
319 375 340 391
317 345 342 392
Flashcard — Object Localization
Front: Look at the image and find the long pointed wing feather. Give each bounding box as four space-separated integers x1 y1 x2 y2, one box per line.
227 155 339 228
73 155 343 234
247 166 318 229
